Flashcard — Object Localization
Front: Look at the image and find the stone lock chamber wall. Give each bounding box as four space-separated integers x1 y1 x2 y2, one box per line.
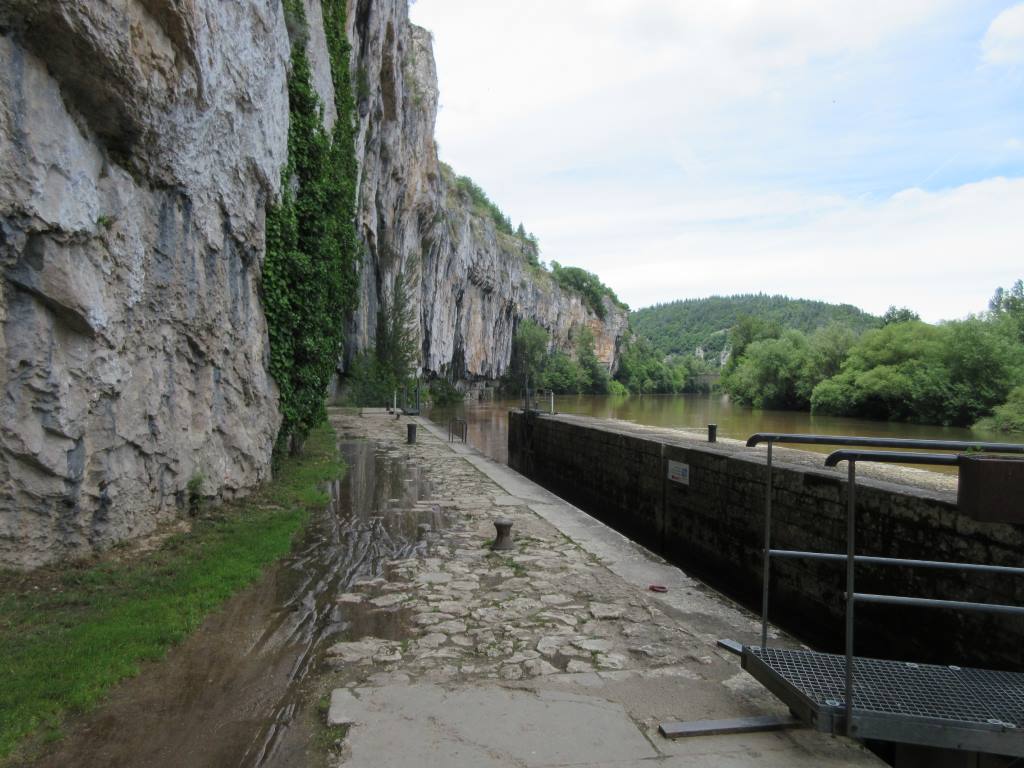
508 412 1024 670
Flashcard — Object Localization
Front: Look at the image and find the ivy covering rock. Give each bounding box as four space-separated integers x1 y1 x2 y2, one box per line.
263 0 360 456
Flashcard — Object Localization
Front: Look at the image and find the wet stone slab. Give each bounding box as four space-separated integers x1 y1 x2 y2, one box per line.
322 409 884 768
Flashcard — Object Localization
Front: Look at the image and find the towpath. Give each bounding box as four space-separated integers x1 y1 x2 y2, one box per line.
323 408 883 767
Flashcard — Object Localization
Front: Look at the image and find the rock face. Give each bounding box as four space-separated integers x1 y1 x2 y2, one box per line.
0 0 627 568
343 1 628 383
0 1 289 568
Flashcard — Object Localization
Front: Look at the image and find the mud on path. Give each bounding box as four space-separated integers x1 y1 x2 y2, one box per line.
29 438 444 768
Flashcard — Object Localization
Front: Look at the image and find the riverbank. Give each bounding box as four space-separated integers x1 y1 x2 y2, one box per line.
320 409 882 767
0 424 344 765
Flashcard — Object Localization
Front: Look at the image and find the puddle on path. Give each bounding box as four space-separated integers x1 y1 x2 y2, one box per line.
33 440 443 768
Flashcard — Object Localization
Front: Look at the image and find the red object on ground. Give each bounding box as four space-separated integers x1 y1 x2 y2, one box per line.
648 584 668 593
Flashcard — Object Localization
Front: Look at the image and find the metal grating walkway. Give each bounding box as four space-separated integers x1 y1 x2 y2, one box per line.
743 646 1024 756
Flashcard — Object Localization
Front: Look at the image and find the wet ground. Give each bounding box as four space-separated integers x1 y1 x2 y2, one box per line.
30 438 444 768
27 410 885 767
318 410 882 767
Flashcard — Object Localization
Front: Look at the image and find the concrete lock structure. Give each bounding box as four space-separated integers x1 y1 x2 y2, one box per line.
508 411 1024 671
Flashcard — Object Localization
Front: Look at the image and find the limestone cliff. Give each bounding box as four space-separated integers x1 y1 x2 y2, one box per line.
0 0 626 567
342 1 628 383
0 1 289 567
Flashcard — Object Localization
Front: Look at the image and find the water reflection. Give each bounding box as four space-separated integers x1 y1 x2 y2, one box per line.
426 393 1018 470
35 438 446 768
244 439 442 767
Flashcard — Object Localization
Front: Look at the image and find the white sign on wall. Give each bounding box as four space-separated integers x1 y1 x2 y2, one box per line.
667 460 690 485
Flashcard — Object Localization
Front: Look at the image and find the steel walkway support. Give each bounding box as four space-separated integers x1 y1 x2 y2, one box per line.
743 432 1024 757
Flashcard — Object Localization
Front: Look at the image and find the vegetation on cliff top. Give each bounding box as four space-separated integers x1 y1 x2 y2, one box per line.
0 423 344 762
549 262 628 320
441 163 623 321
263 0 359 455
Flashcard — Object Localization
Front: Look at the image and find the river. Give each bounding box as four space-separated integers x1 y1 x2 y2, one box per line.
425 392 1019 470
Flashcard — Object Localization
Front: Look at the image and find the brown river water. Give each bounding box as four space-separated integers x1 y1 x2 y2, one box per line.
426 393 1019 471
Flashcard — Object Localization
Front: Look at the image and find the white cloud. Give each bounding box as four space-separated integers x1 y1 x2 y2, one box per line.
559 177 1024 323
982 3 1024 65
417 1 951 154
409 1 1023 324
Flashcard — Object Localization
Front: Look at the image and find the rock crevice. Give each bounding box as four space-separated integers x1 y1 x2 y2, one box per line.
0 0 626 568
0 1 288 568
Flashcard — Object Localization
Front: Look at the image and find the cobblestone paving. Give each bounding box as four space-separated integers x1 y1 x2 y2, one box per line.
322 408 881 767
326 410 715 688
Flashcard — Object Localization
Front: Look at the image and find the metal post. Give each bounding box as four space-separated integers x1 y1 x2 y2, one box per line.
550 391 554 415
761 441 773 647
393 390 397 413
708 424 717 443
845 460 857 737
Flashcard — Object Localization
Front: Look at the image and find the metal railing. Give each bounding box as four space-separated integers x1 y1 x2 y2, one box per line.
747 432 1024 736
448 418 468 443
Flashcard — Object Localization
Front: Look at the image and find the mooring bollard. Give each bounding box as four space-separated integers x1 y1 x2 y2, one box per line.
407 423 417 444
491 517 514 551
708 424 717 443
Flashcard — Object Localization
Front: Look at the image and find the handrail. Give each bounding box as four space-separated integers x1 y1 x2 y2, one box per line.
748 430 1024 739
448 418 468 443
824 450 959 467
746 432 1024 453
769 548 1024 576
853 593 1024 617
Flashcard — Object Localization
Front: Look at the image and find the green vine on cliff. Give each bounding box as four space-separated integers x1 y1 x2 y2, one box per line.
263 0 360 455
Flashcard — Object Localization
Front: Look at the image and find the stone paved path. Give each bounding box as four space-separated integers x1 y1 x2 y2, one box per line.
323 408 883 767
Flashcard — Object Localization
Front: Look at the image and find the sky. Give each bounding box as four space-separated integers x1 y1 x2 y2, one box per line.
408 1 1024 323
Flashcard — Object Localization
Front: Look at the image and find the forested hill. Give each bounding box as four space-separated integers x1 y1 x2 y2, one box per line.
632 294 881 359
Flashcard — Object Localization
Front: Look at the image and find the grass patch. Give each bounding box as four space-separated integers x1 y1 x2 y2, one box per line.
314 693 350 755
0 422 344 761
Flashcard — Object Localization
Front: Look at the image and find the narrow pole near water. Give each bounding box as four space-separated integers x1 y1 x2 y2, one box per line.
760 441 773 647
845 460 857 736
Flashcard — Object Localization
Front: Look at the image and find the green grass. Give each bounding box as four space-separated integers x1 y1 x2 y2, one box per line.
0 422 344 760
313 693 350 757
